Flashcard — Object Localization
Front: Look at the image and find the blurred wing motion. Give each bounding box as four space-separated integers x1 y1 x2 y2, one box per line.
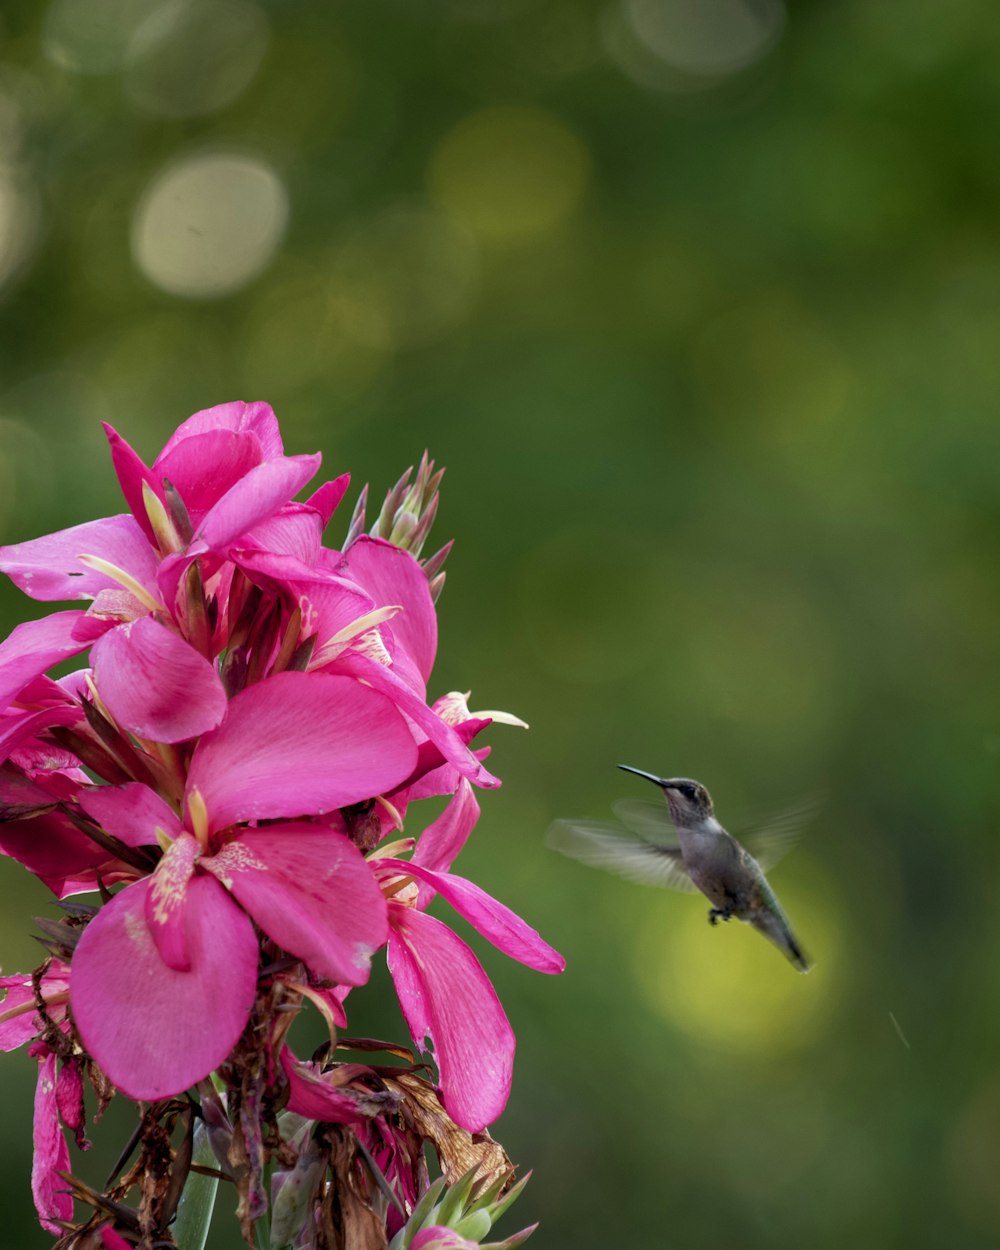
611 797 679 841
546 819 698 893
736 797 822 872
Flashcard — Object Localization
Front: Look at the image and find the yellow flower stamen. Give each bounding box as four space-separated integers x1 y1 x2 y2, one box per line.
142 481 183 556
381 874 415 899
373 793 404 833
186 787 210 853
77 555 163 616
366 837 415 860
311 605 402 667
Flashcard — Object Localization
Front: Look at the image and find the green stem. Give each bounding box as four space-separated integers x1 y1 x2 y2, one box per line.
254 1161 273 1249
172 1122 219 1250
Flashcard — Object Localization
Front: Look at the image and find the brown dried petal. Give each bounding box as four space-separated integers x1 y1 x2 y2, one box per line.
387 1072 514 1193
317 1127 388 1250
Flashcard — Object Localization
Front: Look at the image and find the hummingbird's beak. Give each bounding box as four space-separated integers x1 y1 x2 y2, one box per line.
617 764 667 788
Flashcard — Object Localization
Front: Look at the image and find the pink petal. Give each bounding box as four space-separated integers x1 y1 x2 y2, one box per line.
0 611 110 709
0 976 37 1051
0 704 82 768
0 976 43 1051
162 400 283 460
31 1047 73 1234
0 808 117 896
411 780 480 877
88 585 150 622
388 906 514 1132
100 1229 134 1250
241 505 325 564
383 860 564 975
145 832 201 971
202 824 387 985
70 875 258 1099
377 627 425 699
10 671 82 707
305 474 351 526
154 549 199 624
55 668 94 702
0 514 158 602
279 1047 370 1125
317 984 351 1028
103 423 160 545
386 735 492 821
56 1059 85 1137
294 574 378 648
340 537 437 685
78 782 184 847
154 428 264 516
332 654 499 790
91 617 228 743
230 546 323 591
187 671 418 830
0 964 69 1053
197 454 322 552
1 752 82 802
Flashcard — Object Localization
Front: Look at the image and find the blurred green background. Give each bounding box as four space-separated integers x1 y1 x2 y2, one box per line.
1 0 999 1245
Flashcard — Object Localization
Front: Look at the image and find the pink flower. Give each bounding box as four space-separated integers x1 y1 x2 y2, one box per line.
0 403 560 1245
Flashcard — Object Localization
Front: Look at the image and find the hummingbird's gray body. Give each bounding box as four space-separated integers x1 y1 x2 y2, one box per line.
548 767 810 973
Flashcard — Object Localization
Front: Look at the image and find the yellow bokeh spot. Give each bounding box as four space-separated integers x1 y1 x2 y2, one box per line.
429 105 590 243
632 873 840 1053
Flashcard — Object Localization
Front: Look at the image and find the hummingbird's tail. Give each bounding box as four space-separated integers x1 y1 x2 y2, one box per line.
784 933 811 975
750 910 811 974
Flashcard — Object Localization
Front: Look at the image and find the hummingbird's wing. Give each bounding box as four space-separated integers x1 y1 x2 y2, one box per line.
546 819 698 893
611 797 679 841
735 797 821 871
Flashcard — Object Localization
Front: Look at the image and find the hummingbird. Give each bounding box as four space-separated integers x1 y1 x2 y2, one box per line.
548 765 811 973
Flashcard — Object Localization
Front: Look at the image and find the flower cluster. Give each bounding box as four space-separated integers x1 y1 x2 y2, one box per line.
0 403 562 1248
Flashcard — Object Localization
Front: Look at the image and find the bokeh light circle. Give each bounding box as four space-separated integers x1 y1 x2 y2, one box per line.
124 0 270 118
624 0 785 77
429 105 590 243
43 0 160 75
0 176 40 292
131 150 288 298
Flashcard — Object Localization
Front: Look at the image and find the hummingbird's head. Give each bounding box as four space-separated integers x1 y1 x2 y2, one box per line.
618 766 714 827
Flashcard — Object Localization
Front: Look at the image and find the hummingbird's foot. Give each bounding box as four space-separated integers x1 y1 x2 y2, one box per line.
708 907 735 926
